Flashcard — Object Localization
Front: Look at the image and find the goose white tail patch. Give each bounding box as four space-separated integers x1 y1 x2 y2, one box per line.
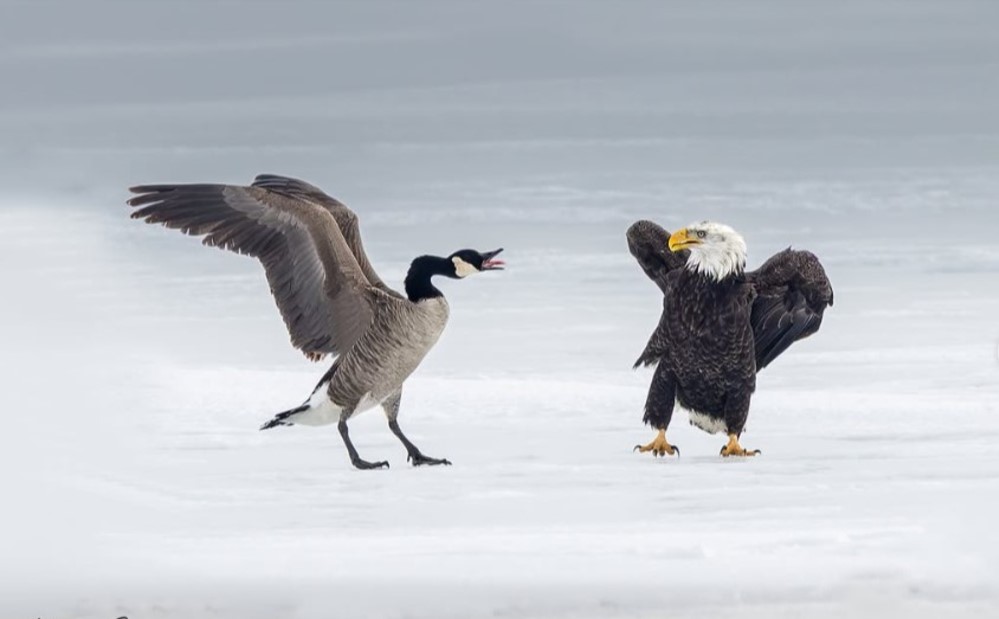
289 385 384 426
290 383 342 426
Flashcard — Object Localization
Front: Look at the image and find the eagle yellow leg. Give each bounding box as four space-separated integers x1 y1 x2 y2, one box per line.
720 433 761 457
634 429 679 457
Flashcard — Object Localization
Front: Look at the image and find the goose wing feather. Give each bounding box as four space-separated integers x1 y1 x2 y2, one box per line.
250 174 402 298
128 181 379 360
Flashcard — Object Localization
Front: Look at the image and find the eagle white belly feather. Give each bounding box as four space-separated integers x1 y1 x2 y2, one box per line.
686 409 728 435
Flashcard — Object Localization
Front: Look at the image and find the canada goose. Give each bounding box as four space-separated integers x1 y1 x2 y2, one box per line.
128 174 504 470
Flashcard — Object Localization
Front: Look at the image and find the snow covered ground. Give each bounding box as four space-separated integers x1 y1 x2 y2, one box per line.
2 2 999 618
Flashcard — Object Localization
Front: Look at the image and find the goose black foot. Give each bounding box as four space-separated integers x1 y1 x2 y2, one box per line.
407 451 452 467
351 457 390 470
339 420 389 470
389 420 450 467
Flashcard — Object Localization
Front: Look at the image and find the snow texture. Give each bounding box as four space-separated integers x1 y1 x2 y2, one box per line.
1 2 998 618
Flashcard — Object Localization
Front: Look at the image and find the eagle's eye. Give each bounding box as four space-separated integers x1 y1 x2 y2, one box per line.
696 230 707 239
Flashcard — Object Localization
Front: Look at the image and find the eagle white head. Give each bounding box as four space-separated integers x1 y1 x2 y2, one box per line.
668 221 748 281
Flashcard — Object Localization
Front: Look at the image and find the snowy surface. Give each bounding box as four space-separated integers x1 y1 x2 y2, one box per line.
2 2 999 618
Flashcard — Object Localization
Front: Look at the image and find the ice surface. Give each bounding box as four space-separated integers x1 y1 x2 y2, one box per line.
2 2 998 618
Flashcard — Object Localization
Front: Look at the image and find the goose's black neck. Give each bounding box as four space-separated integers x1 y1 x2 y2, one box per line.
405 255 454 302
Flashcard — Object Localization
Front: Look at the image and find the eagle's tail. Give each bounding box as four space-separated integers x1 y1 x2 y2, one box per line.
633 343 662 369
633 356 656 369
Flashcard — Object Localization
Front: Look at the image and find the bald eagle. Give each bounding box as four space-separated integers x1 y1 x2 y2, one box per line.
627 220 833 457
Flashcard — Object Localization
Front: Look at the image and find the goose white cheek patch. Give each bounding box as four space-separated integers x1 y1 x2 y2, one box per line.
452 257 479 278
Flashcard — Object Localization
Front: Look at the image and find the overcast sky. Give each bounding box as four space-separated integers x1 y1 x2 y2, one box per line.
2 0 998 203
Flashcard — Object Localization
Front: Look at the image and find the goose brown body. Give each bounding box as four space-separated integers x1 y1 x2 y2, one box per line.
129 174 503 469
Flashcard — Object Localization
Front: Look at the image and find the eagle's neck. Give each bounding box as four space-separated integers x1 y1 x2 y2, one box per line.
683 268 744 289
685 240 747 281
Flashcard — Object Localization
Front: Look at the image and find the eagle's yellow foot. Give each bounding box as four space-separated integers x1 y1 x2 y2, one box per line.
633 429 680 457
720 433 761 457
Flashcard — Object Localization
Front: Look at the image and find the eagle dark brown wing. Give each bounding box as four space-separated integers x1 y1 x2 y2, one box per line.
626 220 692 367
625 220 689 294
747 248 834 370
128 182 380 361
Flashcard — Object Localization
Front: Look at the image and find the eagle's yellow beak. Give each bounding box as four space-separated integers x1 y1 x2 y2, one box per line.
669 228 701 252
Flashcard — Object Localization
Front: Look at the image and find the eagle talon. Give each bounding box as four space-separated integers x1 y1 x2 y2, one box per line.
719 433 759 458
634 429 679 458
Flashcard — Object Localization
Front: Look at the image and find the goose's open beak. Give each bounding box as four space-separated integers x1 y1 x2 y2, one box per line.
481 248 505 270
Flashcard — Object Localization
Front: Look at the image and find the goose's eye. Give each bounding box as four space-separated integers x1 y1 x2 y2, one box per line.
696 230 707 239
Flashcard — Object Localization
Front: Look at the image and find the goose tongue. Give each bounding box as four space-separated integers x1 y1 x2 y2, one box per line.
481 248 505 270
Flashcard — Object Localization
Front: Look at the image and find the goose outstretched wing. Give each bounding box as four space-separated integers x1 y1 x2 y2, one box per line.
128 180 382 360
249 174 402 299
747 248 834 370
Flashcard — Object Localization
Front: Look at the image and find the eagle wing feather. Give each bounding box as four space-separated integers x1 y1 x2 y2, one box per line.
747 248 833 370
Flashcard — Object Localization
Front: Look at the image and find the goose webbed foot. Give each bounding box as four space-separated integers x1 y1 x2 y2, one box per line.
339 420 389 470
407 451 452 467
720 433 761 457
351 456 390 470
389 420 450 467
633 428 680 457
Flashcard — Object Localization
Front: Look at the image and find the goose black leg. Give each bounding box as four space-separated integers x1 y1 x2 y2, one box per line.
388 420 451 466
337 420 389 470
